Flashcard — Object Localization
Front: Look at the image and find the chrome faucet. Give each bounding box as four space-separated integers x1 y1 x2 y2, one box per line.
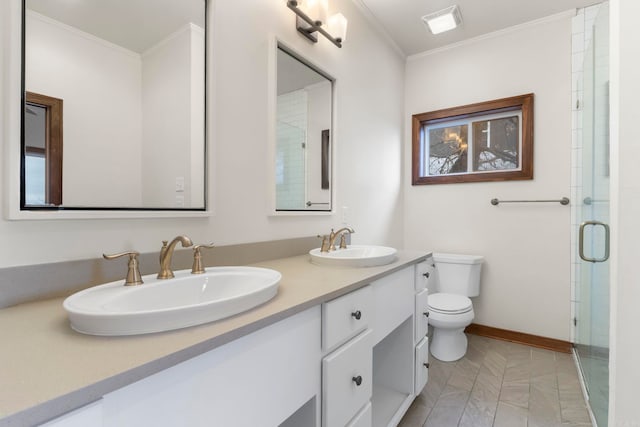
328 227 355 251
158 235 193 279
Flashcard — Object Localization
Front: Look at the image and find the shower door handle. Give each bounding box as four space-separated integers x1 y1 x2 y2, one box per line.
579 221 610 263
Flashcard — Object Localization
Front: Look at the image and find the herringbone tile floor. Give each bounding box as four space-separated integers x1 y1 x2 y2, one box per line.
398 334 593 427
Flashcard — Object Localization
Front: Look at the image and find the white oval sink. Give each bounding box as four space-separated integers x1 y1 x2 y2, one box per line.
309 245 397 267
63 267 281 336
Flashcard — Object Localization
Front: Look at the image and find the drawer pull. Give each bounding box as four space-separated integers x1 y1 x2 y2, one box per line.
352 375 363 386
423 362 430 369
351 310 362 320
423 312 429 318
422 272 430 278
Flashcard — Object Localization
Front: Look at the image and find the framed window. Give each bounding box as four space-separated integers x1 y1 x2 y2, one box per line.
412 93 533 185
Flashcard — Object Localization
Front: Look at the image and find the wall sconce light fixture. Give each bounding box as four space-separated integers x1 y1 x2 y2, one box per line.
287 0 347 48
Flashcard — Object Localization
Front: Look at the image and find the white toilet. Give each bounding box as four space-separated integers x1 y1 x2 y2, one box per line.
428 253 484 362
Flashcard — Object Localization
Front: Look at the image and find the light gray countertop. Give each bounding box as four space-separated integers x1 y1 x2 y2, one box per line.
0 250 429 427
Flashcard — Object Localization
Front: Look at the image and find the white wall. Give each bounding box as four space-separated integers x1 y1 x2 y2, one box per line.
141 24 204 208
26 11 143 206
404 15 573 341
210 0 405 245
609 0 640 424
0 0 405 268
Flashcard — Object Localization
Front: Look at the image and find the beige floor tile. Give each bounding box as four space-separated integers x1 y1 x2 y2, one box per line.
503 365 530 383
493 401 528 427
458 396 496 427
398 335 594 427
498 382 529 408
424 403 465 427
397 400 431 427
561 406 592 424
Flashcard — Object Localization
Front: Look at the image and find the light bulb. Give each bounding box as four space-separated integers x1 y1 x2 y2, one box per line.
328 13 347 42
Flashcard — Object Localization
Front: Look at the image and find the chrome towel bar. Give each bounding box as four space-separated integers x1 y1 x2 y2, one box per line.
490 197 570 206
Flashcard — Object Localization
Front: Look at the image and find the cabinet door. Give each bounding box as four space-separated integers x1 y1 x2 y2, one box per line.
415 288 429 343
414 337 429 395
323 329 373 427
346 401 372 427
323 285 373 352
102 307 321 427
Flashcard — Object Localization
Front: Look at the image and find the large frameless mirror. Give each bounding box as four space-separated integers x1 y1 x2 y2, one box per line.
275 44 333 212
21 0 206 210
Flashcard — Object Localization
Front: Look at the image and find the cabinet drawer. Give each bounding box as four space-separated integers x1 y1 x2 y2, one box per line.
372 268 414 345
414 260 434 292
346 401 372 427
415 289 429 343
414 337 429 395
323 285 372 352
323 329 373 427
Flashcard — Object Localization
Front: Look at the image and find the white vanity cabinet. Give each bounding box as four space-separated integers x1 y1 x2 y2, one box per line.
40 257 431 427
413 258 433 396
322 329 373 427
370 267 415 427
101 307 322 427
321 285 373 427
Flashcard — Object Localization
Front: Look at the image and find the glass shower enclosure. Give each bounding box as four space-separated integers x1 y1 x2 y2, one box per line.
575 3 610 426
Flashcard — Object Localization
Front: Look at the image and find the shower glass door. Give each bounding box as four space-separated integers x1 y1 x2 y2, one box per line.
576 3 609 426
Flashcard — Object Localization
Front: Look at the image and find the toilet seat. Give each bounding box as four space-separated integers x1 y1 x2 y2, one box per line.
428 293 472 314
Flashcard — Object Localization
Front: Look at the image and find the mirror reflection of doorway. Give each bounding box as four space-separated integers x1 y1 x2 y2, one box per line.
24 91 63 206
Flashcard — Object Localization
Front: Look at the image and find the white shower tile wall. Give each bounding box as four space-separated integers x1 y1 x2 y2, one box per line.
276 90 308 209
569 4 601 344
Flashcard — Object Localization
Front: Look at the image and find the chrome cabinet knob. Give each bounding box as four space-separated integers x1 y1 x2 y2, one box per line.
352 375 363 386
423 272 430 278
423 312 429 318
423 363 430 369
351 310 362 320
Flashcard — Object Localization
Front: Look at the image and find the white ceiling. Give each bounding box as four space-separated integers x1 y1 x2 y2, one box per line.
357 0 599 56
26 0 205 53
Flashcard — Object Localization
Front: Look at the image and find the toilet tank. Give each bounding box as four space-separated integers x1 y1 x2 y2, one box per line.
432 253 484 297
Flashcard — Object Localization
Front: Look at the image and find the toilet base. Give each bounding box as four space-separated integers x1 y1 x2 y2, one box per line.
430 326 468 362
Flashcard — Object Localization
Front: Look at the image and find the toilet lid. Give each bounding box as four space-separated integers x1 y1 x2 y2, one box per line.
428 293 472 314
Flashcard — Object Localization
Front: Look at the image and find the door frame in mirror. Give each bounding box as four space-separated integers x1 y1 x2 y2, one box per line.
3 0 211 219
267 37 336 216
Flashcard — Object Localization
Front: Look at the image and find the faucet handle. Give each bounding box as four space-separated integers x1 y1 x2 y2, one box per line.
191 243 215 274
339 233 348 249
317 234 330 252
103 251 143 286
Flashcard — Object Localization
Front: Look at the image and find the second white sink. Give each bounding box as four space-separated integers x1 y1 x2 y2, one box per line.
309 245 397 267
63 267 281 336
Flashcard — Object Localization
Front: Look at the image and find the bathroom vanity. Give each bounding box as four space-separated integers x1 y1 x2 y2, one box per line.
0 251 431 427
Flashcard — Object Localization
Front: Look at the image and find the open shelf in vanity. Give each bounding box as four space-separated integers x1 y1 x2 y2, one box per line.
372 317 414 427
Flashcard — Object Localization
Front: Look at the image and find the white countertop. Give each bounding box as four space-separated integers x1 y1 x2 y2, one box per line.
0 251 428 426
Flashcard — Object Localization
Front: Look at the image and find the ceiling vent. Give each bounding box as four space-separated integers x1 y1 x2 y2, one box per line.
421 5 462 35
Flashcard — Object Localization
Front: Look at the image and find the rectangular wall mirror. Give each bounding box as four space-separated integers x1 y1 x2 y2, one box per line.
275 44 333 212
21 0 206 210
